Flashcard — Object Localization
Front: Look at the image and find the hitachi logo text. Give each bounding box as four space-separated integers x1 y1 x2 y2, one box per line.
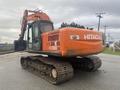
84 34 101 40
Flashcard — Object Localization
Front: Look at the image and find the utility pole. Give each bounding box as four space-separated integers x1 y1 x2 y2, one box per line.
104 25 108 36
103 25 108 43
96 12 105 31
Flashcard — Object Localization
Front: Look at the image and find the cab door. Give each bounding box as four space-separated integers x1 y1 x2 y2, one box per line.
32 22 42 51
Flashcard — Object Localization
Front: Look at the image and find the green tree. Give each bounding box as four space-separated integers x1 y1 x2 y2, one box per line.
60 22 86 29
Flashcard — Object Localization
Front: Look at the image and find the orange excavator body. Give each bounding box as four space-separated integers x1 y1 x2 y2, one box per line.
15 9 104 57
42 28 104 57
19 9 104 84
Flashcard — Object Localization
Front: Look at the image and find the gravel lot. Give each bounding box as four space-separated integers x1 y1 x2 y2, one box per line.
0 52 120 90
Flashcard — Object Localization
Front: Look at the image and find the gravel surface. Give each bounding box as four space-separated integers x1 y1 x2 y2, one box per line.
0 52 120 90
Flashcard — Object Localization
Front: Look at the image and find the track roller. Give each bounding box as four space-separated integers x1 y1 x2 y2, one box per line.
21 57 28 69
20 56 74 85
81 56 102 71
71 56 102 72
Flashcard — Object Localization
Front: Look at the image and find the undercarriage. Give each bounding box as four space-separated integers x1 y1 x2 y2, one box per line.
20 55 102 85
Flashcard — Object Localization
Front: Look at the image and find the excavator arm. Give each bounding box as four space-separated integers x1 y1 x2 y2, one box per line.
19 10 51 40
14 9 51 51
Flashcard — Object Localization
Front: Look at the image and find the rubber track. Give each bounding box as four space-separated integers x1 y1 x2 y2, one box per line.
21 56 74 84
71 56 102 71
87 56 102 71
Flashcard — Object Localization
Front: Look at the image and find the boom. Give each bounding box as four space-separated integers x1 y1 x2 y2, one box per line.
19 10 51 40
14 9 51 51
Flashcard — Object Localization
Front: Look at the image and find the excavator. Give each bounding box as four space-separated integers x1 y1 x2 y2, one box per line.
14 9 104 84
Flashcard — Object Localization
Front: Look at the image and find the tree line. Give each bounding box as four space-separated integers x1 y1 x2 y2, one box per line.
60 22 93 30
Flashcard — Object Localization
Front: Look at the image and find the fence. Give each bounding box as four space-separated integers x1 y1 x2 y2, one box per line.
0 44 14 52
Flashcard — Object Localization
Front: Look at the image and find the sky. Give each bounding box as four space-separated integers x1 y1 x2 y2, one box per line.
0 0 120 43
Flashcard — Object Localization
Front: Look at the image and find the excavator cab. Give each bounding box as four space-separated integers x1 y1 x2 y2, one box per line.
14 10 53 51
27 20 53 51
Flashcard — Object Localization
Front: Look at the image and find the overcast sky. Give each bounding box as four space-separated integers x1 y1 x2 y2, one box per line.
0 0 120 43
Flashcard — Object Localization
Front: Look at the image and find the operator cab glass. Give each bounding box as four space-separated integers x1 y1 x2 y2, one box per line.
40 22 53 33
27 20 53 51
